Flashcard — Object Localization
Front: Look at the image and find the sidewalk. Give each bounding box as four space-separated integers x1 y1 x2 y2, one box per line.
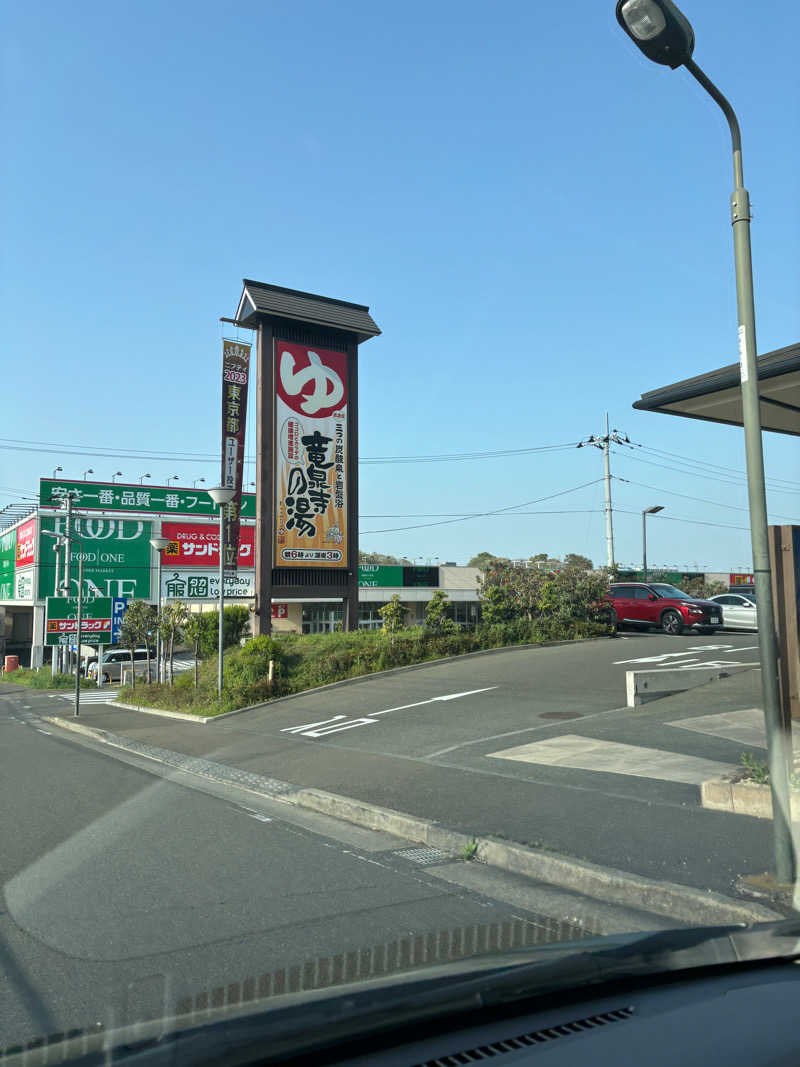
13 668 783 906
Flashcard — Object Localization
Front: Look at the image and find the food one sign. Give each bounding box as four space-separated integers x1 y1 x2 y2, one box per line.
45 596 114 646
161 523 254 566
275 341 347 568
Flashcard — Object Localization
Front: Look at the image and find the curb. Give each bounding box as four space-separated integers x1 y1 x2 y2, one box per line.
701 775 800 822
41 714 779 927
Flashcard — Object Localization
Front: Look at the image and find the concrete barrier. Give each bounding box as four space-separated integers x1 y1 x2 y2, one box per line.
626 664 752 707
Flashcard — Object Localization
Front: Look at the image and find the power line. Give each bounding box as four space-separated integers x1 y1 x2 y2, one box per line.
611 448 800 495
638 443 800 489
0 437 575 466
359 479 605 534
615 507 749 532
614 476 799 521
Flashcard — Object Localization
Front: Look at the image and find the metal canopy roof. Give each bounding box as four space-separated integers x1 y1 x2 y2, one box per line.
235 280 381 345
633 341 800 437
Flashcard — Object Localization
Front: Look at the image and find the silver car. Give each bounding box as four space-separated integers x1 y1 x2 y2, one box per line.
707 593 758 631
87 648 155 684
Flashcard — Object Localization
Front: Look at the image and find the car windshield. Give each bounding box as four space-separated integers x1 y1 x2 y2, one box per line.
2 0 798 1058
649 584 690 599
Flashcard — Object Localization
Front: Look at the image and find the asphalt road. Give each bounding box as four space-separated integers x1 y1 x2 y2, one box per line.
2 687 661 1052
1 628 775 1048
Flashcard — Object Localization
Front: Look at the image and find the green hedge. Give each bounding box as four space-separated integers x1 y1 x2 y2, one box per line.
5 667 95 690
117 618 613 717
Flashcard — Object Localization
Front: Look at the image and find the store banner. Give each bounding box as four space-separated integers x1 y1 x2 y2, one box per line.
162 569 255 600
15 569 33 601
161 522 255 567
730 572 755 587
39 479 255 518
38 516 152 600
0 528 15 600
274 340 347 567
220 340 251 577
15 518 35 567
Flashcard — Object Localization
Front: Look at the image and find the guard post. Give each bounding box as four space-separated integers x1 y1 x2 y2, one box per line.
231 281 380 635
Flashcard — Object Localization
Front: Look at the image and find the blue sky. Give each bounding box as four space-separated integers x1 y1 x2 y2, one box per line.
3 0 798 571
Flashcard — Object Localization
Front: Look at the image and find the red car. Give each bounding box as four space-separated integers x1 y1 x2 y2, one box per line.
608 582 722 635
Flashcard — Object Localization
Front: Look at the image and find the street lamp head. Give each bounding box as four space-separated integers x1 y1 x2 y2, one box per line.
208 486 236 507
644 505 665 515
82 469 94 480
150 536 171 551
616 0 694 68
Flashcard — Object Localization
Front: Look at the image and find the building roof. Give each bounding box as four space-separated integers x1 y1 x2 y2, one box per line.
633 341 800 436
235 280 381 345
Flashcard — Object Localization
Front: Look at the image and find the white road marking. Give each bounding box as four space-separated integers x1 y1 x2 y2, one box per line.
614 647 735 665
372 687 498 717
36 729 52 735
304 717 378 737
281 687 498 739
281 715 347 734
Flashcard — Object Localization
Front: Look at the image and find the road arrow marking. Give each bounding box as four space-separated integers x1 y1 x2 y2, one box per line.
282 687 498 739
372 687 498 716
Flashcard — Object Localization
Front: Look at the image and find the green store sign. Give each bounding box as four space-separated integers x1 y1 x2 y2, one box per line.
45 596 113 646
358 565 403 587
0 528 15 600
38 516 152 600
39 479 255 518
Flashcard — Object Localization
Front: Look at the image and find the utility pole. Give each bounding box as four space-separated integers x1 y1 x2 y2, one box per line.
602 413 614 570
577 415 630 571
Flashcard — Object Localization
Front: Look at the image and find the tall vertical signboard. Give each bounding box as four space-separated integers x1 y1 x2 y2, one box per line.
274 341 348 567
233 279 379 635
220 340 251 577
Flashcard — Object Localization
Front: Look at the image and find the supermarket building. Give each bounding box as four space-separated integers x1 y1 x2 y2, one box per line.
0 478 481 667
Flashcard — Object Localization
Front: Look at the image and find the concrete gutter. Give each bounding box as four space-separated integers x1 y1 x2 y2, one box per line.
626 665 754 707
42 713 779 927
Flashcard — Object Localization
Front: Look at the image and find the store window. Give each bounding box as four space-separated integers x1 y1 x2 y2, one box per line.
301 603 344 634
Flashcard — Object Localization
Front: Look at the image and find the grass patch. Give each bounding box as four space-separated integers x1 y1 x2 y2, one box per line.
5 667 95 690
116 618 612 717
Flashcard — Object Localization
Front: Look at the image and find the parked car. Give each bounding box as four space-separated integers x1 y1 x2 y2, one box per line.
87 647 155 684
608 582 722 635
707 592 758 631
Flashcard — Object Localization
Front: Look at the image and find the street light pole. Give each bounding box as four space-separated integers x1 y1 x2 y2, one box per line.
642 505 664 582
74 550 83 717
617 0 795 884
208 487 236 698
149 536 171 684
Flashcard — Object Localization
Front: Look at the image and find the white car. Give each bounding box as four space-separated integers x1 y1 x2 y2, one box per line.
87 647 155 684
707 593 758 631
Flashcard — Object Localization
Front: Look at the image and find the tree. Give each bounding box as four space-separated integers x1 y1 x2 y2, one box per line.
359 551 403 564
683 577 727 600
424 589 457 635
378 594 407 643
479 583 516 624
195 605 250 659
563 553 593 571
159 600 188 686
183 612 203 688
118 600 155 690
468 551 510 571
